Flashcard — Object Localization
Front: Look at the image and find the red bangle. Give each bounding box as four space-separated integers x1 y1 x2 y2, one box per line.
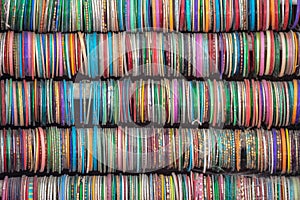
234 0 240 30
283 0 290 30
179 0 186 31
225 0 231 32
274 0 279 31
269 31 275 75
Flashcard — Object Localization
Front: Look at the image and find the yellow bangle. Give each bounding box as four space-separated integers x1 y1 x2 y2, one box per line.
286 129 291 174
292 80 298 124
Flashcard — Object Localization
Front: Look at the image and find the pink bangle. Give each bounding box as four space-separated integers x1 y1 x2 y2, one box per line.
2 176 8 200
156 0 160 29
28 32 33 80
174 80 178 123
199 34 203 77
9 32 14 76
267 82 273 129
39 127 46 172
259 32 265 76
117 127 122 171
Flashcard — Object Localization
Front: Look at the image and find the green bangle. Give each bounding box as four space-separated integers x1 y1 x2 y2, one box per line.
208 80 214 124
232 82 238 126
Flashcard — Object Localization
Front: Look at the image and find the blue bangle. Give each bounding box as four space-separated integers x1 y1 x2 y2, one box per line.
118 0 124 31
72 127 76 172
108 32 113 76
215 0 220 32
137 0 142 30
19 35 23 77
249 0 256 31
187 129 193 171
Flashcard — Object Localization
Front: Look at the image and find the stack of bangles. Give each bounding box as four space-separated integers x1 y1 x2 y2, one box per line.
0 31 300 79
1 79 300 128
0 79 75 126
0 127 299 174
0 173 300 200
0 0 299 32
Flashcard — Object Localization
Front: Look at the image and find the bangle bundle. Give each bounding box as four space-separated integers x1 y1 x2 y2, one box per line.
1 127 299 174
76 79 300 128
1 173 300 200
1 0 300 198
1 31 300 79
0 0 299 32
0 79 74 126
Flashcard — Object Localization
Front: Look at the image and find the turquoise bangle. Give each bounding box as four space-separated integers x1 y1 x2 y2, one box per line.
186 0 191 31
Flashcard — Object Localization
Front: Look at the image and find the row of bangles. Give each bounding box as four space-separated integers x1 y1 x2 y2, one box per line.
0 127 300 175
1 78 300 128
0 0 300 32
0 31 300 79
1 173 300 199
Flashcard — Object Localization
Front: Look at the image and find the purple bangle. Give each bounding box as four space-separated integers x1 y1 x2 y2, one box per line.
24 32 29 76
60 82 65 125
58 33 63 77
296 80 300 123
196 34 200 77
291 0 300 29
258 82 263 128
272 129 277 174
195 0 199 31
219 34 224 78
262 80 269 125
53 34 57 76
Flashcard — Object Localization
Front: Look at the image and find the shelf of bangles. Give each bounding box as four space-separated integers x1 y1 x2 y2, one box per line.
0 127 300 175
1 78 300 128
0 31 299 79
0 0 299 32
0 173 300 199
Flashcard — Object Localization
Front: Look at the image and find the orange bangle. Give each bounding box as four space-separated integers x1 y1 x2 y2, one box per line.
169 0 174 31
69 34 75 76
293 32 298 74
292 80 298 124
152 0 157 30
270 0 275 29
281 128 287 174
205 0 210 32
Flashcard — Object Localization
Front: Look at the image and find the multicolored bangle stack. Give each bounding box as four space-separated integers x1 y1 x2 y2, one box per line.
1 173 300 200
1 78 300 128
0 0 299 32
1 0 300 199
1 31 300 79
0 127 299 174
0 79 74 126
76 79 300 128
